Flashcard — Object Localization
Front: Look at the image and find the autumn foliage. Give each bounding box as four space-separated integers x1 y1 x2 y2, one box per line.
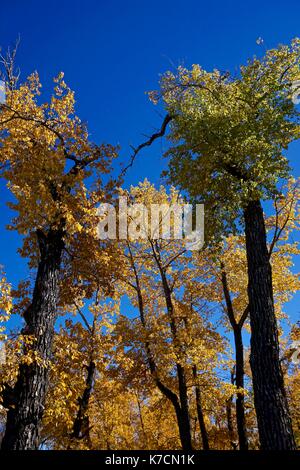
0 40 300 450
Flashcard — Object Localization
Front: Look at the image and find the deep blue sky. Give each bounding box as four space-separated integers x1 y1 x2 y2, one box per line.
1 0 300 329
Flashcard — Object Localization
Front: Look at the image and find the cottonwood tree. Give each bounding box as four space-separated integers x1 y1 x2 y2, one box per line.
41 300 118 449
118 181 228 450
0 58 117 449
138 39 300 449
192 218 300 450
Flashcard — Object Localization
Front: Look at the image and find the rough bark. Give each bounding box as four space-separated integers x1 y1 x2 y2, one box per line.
1 228 64 450
244 199 296 450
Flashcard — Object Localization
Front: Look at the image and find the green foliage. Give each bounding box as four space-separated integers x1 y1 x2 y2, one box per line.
155 39 300 236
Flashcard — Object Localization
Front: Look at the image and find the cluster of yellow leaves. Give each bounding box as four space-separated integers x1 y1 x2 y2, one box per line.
1 40 300 449
0 270 12 338
0 72 118 269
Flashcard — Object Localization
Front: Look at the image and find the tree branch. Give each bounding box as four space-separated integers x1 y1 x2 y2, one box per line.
121 114 172 176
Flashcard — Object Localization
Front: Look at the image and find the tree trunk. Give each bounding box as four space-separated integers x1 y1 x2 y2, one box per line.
226 396 238 449
176 363 193 450
160 268 192 451
233 326 248 450
226 367 238 449
220 265 249 450
1 229 64 450
128 242 193 451
243 199 295 450
70 359 95 447
136 393 148 449
192 365 209 450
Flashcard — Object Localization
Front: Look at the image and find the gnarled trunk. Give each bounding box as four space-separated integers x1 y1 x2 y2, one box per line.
1 229 64 450
244 199 295 450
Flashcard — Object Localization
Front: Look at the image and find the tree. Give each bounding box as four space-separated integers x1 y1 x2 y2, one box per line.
284 322 300 447
119 181 227 450
195 219 300 450
0 59 117 449
146 40 300 449
41 300 118 449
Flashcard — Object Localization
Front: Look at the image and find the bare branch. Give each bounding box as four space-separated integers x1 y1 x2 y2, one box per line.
121 114 172 176
238 305 250 328
0 37 20 91
74 301 93 334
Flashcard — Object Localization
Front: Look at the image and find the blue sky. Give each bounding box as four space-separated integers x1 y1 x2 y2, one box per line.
0 0 300 330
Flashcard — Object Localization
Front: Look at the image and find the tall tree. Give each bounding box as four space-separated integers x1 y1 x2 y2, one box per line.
119 181 225 450
145 39 300 449
0 63 117 449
